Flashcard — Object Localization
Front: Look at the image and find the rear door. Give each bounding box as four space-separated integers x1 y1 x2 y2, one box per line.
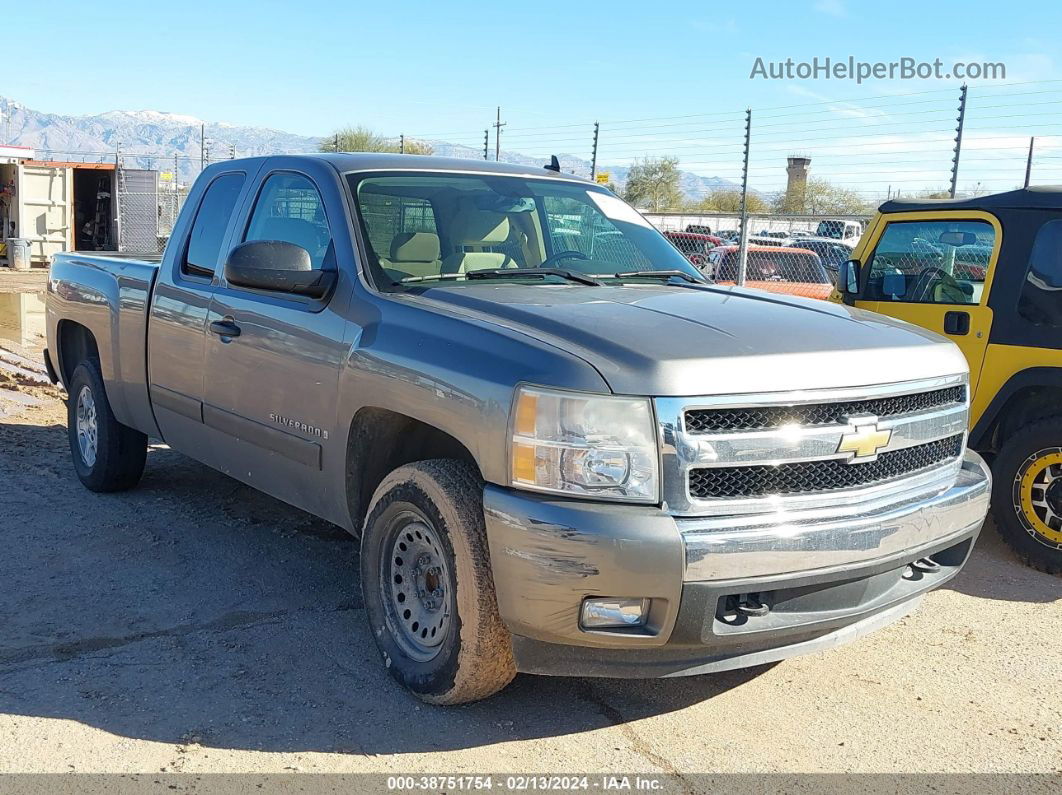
147 169 251 452
853 210 1002 395
202 163 353 517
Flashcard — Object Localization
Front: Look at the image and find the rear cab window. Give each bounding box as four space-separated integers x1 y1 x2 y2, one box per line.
182 173 246 278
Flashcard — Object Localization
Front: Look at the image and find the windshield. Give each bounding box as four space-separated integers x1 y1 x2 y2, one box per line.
347 172 702 287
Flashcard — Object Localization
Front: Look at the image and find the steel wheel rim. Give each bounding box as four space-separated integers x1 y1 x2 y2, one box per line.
1015 449 1062 548
379 509 452 662
75 385 99 468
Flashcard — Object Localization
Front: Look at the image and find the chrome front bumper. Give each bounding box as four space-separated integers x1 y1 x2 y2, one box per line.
681 451 991 582
483 450 990 667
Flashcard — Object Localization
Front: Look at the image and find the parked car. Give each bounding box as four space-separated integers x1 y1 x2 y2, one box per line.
663 230 723 266
836 188 1062 573
685 223 713 235
815 218 865 242
706 244 835 300
47 153 990 704
785 237 855 273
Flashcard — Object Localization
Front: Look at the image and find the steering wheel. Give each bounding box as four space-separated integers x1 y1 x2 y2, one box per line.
540 250 590 269
910 266 963 302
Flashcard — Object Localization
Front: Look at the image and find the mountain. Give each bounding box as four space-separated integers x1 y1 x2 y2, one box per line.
0 97 738 200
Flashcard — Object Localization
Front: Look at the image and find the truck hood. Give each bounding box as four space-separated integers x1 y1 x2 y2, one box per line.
415 283 968 396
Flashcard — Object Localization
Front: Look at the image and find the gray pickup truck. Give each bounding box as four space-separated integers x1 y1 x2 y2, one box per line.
46 153 991 704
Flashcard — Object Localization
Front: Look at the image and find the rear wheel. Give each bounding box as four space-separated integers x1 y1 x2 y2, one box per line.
67 359 147 492
991 418 1062 574
360 460 515 704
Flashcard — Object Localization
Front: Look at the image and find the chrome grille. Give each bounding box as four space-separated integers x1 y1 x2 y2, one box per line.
656 375 970 517
684 385 965 433
688 434 963 499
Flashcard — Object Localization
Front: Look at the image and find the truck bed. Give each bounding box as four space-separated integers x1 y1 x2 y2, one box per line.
47 250 162 437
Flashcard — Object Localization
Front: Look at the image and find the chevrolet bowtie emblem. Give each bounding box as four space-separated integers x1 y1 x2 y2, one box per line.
837 421 892 463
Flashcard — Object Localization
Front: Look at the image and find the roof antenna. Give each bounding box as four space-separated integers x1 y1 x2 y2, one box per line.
544 155 560 172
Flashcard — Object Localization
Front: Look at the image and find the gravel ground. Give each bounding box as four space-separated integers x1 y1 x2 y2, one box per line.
0 339 1059 778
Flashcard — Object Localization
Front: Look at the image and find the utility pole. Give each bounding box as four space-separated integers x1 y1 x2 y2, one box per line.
115 140 123 251
334 133 340 153
1025 137 1036 188
400 134 405 155
590 121 599 180
483 130 489 160
200 123 206 173
493 106 505 162
736 109 752 287
949 84 968 199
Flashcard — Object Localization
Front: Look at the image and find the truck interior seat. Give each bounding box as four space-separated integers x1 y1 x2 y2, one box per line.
382 231 442 279
441 207 515 274
254 216 329 267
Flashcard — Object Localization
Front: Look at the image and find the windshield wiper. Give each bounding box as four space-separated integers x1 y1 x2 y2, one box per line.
604 270 708 284
465 268 603 286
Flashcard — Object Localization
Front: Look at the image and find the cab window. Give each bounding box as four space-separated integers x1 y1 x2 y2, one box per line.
183 173 245 277
1018 219 1062 327
863 219 994 305
245 173 332 269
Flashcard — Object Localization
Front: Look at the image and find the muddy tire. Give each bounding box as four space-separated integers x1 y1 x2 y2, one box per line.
360 459 515 704
991 418 1062 575
67 359 147 493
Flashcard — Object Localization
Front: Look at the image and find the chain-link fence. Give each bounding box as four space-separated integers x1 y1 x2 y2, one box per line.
643 211 869 299
116 177 191 254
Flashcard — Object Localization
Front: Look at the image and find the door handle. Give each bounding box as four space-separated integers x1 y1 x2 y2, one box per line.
943 311 970 336
209 319 241 338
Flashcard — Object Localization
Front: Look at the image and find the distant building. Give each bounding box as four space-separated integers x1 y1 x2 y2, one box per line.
784 155 811 213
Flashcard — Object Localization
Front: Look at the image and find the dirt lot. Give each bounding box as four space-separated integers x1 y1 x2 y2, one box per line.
0 335 1059 778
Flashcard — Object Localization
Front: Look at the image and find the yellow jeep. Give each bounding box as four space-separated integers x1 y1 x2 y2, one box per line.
836 188 1062 573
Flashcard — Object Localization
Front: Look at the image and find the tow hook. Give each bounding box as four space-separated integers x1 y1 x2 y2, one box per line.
736 593 771 617
910 557 942 574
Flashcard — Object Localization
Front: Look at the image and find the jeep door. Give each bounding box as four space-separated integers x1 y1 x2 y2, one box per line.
853 211 1001 395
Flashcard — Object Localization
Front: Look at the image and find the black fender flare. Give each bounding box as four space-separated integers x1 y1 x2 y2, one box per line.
970 366 1062 449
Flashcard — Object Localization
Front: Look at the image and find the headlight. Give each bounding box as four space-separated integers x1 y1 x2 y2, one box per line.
509 386 659 503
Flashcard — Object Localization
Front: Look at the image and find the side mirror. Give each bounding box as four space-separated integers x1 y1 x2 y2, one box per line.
841 259 860 294
224 240 336 300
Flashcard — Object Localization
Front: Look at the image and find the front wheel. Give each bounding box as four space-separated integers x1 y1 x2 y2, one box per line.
67 359 147 493
360 460 515 704
991 418 1062 575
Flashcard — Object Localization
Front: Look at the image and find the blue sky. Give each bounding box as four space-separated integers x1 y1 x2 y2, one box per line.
10 0 1055 135
9 0 1062 195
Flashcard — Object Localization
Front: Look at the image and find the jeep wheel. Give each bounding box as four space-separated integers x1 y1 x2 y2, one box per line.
360 460 515 704
67 359 147 493
991 418 1062 575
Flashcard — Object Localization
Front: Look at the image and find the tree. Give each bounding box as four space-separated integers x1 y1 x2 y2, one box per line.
623 156 682 211
774 178 871 215
404 139 434 155
689 188 768 214
320 126 433 155
321 126 392 153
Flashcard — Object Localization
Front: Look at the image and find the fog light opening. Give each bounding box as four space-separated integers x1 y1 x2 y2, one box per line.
580 597 649 630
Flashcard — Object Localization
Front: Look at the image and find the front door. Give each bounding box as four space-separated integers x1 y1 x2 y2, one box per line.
854 211 1002 396
203 169 351 518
